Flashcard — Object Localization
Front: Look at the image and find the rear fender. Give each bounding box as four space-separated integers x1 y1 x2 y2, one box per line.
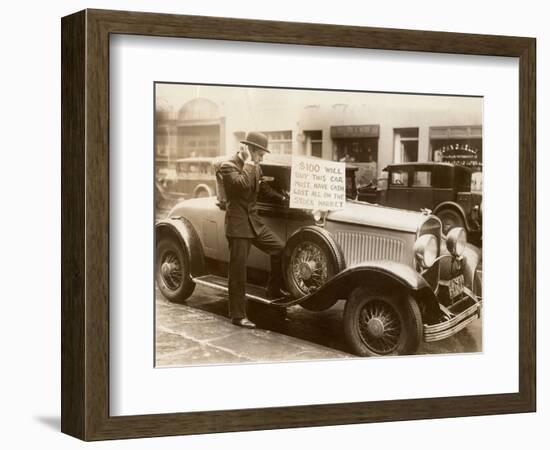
155 217 206 277
299 261 440 321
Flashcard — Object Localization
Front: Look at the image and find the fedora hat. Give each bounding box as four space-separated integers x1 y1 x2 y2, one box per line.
240 131 270 153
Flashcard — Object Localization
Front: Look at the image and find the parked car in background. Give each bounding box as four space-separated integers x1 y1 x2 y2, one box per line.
358 162 482 241
156 157 482 357
174 157 217 198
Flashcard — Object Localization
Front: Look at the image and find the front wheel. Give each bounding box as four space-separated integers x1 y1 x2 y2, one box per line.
283 227 345 310
156 238 195 303
343 288 422 356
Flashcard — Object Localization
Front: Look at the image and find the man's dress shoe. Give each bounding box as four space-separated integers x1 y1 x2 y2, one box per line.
231 318 256 329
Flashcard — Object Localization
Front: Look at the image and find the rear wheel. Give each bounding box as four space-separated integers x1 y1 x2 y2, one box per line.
343 287 422 356
283 227 345 311
156 238 195 303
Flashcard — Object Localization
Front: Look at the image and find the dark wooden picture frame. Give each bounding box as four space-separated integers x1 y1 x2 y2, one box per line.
61 9 536 441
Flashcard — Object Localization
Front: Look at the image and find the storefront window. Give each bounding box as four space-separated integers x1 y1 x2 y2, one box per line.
177 124 220 158
156 126 169 156
330 125 379 186
394 128 419 163
333 138 378 163
262 130 293 154
304 130 322 158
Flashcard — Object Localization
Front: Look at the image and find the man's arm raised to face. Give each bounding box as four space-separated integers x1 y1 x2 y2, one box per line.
220 159 256 193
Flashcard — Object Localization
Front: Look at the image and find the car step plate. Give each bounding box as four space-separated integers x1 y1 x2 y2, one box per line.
193 274 279 305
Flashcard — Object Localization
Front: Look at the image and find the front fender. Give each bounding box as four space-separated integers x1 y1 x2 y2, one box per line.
433 201 470 229
298 261 439 316
155 217 206 277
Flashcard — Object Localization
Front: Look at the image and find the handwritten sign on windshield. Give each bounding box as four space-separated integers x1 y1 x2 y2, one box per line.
289 156 346 211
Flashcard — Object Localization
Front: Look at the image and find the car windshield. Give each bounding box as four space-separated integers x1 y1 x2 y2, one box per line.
257 164 290 205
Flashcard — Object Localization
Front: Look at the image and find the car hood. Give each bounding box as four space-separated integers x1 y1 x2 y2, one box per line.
169 197 428 234
326 200 426 233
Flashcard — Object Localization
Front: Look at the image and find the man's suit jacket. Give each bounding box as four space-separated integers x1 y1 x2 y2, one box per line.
219 154 284 238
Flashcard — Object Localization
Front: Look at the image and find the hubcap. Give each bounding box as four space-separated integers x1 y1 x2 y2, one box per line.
298 261 316 280
366 317 385 338
161 262 176 278
358 299 402 354
159 250 182 291
290 242 328 294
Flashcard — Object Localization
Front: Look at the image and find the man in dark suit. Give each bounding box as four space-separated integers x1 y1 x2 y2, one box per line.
219 132 287 329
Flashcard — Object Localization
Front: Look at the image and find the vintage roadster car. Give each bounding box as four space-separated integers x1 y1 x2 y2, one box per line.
155 158 482 357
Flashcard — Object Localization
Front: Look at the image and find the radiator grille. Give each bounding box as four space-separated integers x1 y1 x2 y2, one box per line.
334 232 405 266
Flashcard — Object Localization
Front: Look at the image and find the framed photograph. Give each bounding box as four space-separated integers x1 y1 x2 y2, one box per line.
61 9 536 440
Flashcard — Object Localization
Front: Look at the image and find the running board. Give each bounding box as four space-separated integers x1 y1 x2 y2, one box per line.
192 274 277 305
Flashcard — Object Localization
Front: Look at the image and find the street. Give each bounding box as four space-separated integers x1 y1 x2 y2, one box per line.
155 283 482 367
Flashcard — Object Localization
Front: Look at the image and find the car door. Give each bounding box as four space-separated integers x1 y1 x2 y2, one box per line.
408 168 434 211
247 165 290 272
432 165 455 206
385 168 412 209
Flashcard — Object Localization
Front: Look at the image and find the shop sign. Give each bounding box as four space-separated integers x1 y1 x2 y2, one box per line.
434 143 481 168
331 125 379 138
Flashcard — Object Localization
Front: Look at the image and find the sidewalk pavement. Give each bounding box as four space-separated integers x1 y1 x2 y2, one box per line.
155 285 352 367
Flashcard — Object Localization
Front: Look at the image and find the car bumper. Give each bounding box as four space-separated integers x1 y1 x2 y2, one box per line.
424 287 482 342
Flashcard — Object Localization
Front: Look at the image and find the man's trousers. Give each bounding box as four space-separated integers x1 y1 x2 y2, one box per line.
227 227 285 319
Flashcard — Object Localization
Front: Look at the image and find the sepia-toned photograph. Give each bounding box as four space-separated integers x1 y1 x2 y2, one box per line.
154 83 483 367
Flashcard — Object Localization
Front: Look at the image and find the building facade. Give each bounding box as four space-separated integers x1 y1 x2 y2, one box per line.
155 85 482 186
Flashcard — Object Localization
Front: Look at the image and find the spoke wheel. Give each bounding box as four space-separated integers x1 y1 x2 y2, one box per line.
283 227 346 310
156 238 195 303
344 288 422 357
358 299 402 354
159 250 183 291
290 242 329 295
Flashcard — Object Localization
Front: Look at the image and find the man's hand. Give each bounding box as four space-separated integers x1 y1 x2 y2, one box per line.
241 145 254 165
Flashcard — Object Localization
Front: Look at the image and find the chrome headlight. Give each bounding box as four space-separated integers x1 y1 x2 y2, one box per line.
311 209 328 225
446 227 467 257
414 234 438 268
